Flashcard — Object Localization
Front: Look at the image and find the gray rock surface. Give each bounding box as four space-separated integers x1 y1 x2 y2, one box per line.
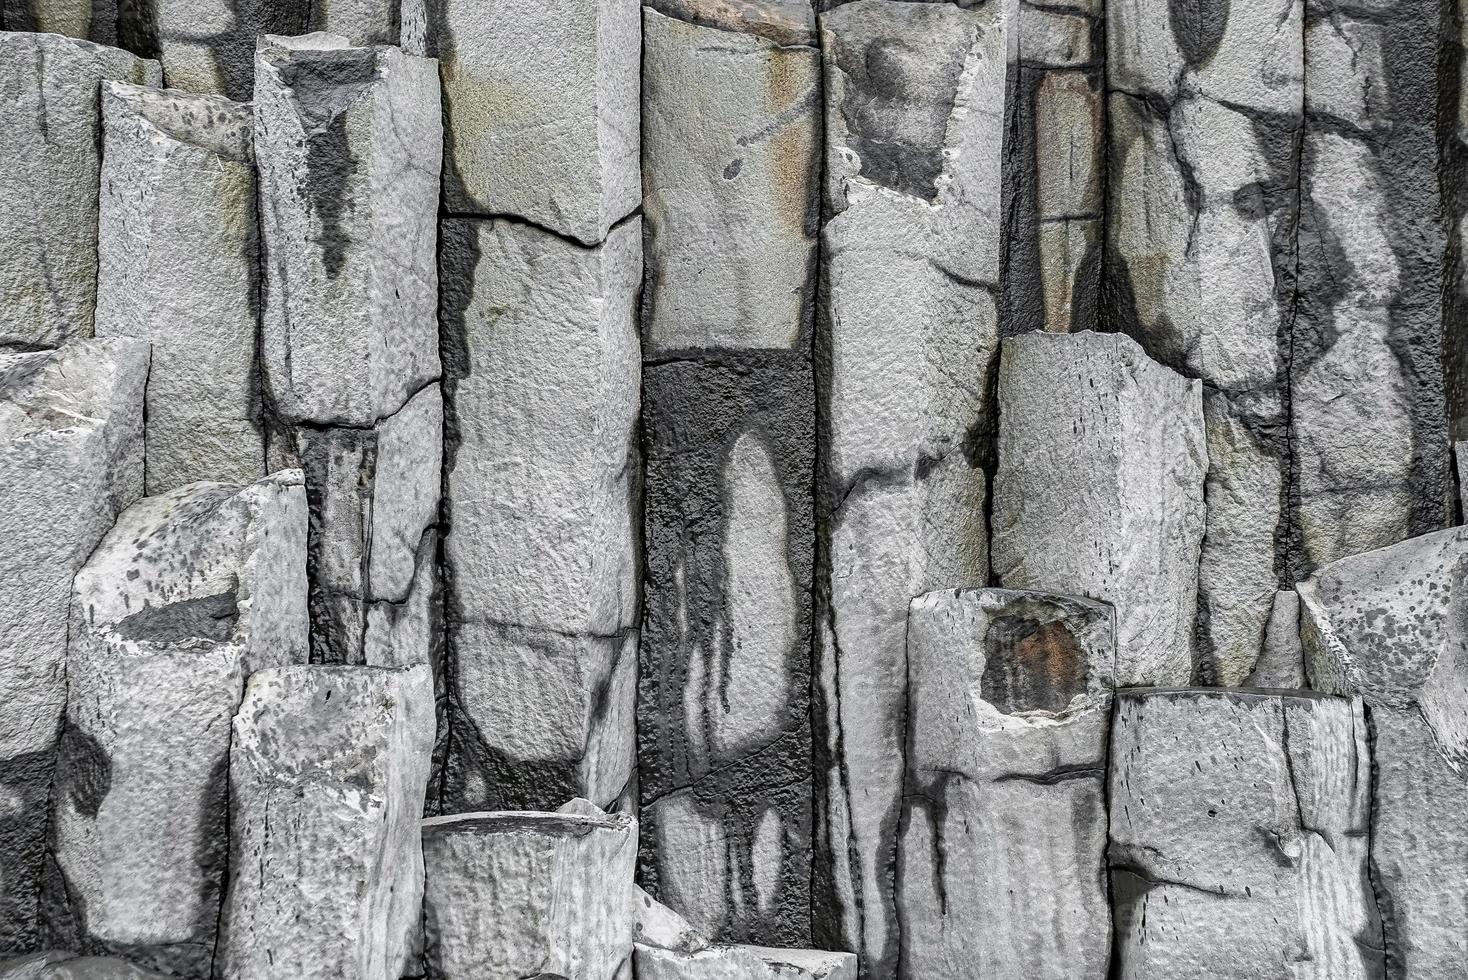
421 806 637 980
992 331 1207 687
1245 590 1305 689
307 0 425 51
254 33 442 428
117 2 307 100
0 33 160 349
217 664 434 980
0 950 169 979
0 1 114 41
899 588 1114 980
634 887 709 955
1300 527 1468 978
95 82 264 494
1105 0 1304 684
813 3 1006 970
45 474 307 976
635 944 857 980
421 0 640 244
0 340 147 954
1109 689 1382 979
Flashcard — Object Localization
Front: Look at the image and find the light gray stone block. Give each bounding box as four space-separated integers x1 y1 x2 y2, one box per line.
992 331 1207 687
217 664 434 980
422 0 640 244
0 33 160 349
635 944 856 980
898 588 1114 980
46 474 307 975
308 0 426 52
421 806 637 980
95 82 264 494
1109 689 1382 979
634 887 708 955
0 339 147 954
0 950 169 979
254 34 441 428
0 0 114 41
1245 590 1305 689
116 2 306 99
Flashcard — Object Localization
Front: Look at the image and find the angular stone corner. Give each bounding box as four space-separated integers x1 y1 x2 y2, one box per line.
634 886 709 955
118 2 308 99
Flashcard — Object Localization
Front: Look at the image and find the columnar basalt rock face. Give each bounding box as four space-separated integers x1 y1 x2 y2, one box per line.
898 588 1115 980
1294 0 1453 572
1299 528 1468 979
0 33 160 350
421 0 641 244
0 340 147 955
635 944 858 980
116 3 307 100
1109 689 1382 979
0 950 171 979
1245 589 1306 689
813 2 1005 973
307 0 427 52
992 330 1207 687
1 0 115 42
638 0 820 946
95 82 264 494
217 664 434 980
439 216 640 812
420 805 637 980
1002 0 1103 336
45 474 307 976
1105 0 1303 685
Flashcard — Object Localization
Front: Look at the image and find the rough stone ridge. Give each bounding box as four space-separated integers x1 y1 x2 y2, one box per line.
217 664 434 980
992 330 1207 687
0 33 161 349
45 474 308 976
635 944 858 980
898 588 1115 980
813 2 1006 973
0 340 148 954
420 804 637 980
95 81 264 494
1109 688 1382 979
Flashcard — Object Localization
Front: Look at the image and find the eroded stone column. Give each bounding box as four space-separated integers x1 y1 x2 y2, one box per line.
1109 689 1382 979
898 588 1114 980
1300 528 1468 979
254 35 443 669
0 33 160 349
637 0 819 947
421 803 637 980
991 331 1206 686
217 664 434 980
96 82 264 494
0 340 147 954
45 474 307 976
813 2 1005 972
439 217 640 813
1105 0 1303 683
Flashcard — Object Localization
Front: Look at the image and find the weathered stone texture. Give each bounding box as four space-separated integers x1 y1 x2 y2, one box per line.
421 805 637 980
1109 689 1382 979
813 2 1005 972
46 474 307 976
0 340 147 954
0 33 160 349
422 0 640 244
0 950 170 979
1245 589 1306 689
118 2 307 100
636 944 857 980
0 0 115 41
95 82 264 494
218 664 434 980
254 34 442 429
1300 528 1468 979
308 0 426 51
899 588 1114 980
992 331 1207 687
634 886 709 954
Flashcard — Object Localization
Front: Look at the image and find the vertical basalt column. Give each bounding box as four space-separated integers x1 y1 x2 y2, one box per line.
254 34 444 671
1299 528 1468 980
637 0 820 947
898 588 1115 980
0 339 148 955
95 82 265 494
115 2 308 100
1104 0 1304 683
991 331 1207 685
45 474 308 977
0 33 161 349
1109 689 1382 979
0 0 117 42
813 2 1007 974
307 0 426 51
1002 0 1104 336
1294 0 1453 571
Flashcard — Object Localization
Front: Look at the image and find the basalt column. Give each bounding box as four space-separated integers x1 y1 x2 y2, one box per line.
254 34 444 672
1294 0 1454 570
431 0 643 815
638 0 820 947
1105 0 1304 683
813 2 1006 974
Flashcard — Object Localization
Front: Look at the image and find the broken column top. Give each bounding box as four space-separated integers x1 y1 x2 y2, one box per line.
102 81 253 161
645 0 817 46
